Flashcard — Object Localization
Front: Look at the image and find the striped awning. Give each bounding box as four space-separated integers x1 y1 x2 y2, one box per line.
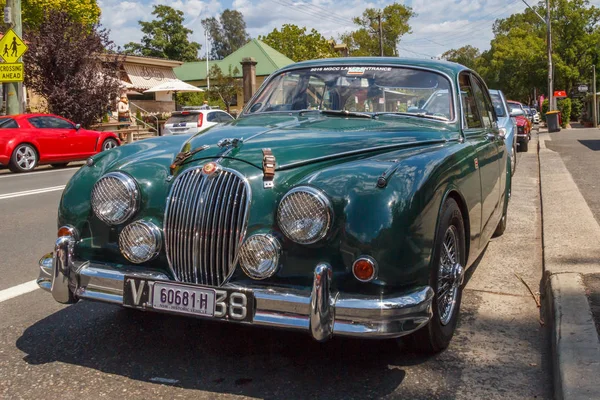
124 64 178 90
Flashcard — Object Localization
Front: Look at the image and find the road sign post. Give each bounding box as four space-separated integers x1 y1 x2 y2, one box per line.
4 0 23 115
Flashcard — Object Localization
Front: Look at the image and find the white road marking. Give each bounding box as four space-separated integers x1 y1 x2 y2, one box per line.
0 185 65 200
0 166 80 179
0 280 39 303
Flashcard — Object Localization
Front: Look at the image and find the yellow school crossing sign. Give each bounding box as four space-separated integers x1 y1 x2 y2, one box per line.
0 29 28 82
0 29 27 63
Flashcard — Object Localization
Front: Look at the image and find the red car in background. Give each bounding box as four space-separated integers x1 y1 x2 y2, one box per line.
0 114 120 172
506 101 532 152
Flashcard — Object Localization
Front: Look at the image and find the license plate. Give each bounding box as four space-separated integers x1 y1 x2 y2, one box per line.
122 276 253 322
153 282 216 316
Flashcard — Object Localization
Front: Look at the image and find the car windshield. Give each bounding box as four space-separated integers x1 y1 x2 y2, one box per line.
490 93 506 117
244 66 454 121
508 103 523 114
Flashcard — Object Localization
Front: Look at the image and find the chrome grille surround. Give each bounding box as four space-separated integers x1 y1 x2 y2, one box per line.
164 165 251 286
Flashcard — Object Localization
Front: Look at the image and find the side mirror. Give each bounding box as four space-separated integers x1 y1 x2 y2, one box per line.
75 124 81 130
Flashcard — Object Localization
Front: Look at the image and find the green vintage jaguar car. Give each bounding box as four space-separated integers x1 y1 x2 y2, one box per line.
38 58 510 353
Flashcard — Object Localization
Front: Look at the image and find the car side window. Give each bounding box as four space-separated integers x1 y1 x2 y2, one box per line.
218 112 233 122
206 112 218 122
0 118 18 128
29 116 74 129
471 76 495 129
459 73 482 129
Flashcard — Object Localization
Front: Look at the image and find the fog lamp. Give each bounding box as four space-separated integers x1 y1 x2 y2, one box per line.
352 256 378 282
239 234 281 280
119 220 162 264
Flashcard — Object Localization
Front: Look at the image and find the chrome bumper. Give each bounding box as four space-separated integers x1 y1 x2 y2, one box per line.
38 236 434 341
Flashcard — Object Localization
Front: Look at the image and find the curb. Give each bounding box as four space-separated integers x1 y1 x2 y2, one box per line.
545 272 600 400
538 132 600 399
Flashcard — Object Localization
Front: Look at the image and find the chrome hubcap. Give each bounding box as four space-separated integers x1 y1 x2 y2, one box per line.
103 140 117 150
437 225 463 325
16 146 36 170
510 149 516 174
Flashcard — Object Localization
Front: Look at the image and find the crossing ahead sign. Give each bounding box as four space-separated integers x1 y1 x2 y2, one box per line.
0 29 27 63
0 63 23 82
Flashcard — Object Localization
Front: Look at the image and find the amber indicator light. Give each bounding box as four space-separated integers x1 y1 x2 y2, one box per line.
353 258 375 281
57 227 72 237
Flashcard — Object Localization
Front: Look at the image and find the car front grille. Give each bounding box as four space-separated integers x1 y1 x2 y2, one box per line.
164 166 251 286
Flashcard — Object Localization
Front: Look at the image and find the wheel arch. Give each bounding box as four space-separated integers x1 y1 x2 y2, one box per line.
440 188 470 266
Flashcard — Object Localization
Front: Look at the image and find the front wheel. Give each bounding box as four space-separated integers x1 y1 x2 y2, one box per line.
102 138 119 151
406 198 466 354
9 144 38 172
510 142 517 176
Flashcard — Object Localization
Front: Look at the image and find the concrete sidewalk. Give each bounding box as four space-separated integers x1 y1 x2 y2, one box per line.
538 127 600 400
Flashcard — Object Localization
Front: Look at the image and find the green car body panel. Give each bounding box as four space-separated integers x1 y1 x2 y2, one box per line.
58 57 509 297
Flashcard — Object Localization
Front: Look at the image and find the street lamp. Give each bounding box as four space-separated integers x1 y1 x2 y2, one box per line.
521 0 554 111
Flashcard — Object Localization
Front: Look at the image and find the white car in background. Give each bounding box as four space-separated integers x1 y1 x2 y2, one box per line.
162 109 235 136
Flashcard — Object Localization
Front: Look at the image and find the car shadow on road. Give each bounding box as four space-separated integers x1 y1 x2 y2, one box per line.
578 140 600 151
15 299 446 399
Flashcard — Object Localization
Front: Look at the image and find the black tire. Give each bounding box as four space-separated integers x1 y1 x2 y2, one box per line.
8 143 38 173
102 138 119 151
520 139 529 152
51 163 69 168
407 198 466 354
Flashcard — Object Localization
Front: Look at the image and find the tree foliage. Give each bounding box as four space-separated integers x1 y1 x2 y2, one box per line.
441 45 481 70
202 10 249 60
339 2 414 56
0 0 101 31
206 64 241 113
259 24 337 61
124 5 200 61
474 0 600 103
23 10 123 127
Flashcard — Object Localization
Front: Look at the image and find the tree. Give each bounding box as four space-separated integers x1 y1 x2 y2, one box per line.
259 24 338 61
124 5 200 61
23 11 123 128
441 45 481 70
0 0 101 31
206 64 241 113
202 10 249 59
339 2 414 56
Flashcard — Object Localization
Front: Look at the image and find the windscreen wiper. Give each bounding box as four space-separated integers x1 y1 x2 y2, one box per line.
374 112 449 121
299 109 373 119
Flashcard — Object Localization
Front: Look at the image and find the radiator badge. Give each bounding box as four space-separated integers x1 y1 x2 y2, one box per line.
203 162 218 175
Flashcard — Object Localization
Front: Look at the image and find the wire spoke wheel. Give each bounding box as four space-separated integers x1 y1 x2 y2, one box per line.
437 225 461 326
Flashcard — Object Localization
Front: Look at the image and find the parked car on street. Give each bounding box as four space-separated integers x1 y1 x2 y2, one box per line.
37 58 510 354
507 101 532 152
163 109 235 136
0 113 120 173
490 89 517 176
532 109 540 124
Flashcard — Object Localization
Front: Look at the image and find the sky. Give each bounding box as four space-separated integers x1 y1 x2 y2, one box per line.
98 0 600 59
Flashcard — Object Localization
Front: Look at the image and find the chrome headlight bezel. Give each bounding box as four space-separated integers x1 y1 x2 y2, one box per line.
239 234 281 280
119 220 162 264
277 186 333 245
91 172 139 225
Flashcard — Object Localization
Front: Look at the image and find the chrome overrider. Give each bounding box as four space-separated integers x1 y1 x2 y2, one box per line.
38 235 435 341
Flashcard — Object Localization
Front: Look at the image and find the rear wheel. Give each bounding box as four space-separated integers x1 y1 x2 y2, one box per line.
406 198 466 354
102 138 119 151
9 144 38 172
520 139 529 152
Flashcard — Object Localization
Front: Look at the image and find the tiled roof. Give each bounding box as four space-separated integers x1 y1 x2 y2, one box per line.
174 39 294 82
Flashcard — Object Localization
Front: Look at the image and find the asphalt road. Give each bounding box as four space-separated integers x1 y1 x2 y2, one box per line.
0 140 550 399
546 126 600 225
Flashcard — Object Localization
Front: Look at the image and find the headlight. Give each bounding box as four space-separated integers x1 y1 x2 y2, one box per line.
277 186 332 244
239 234 281 279
91 172 139 225
119 220 161 264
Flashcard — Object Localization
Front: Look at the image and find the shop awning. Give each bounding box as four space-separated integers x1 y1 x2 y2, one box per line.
124 64 179 90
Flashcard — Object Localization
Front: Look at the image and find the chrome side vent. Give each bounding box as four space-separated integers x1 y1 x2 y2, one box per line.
164 166 251 286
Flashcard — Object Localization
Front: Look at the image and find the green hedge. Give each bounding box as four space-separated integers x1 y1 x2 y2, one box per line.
557 98 571 128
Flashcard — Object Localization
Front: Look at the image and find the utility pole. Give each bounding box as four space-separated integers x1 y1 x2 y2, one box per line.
5 0 22 115
546 0 554 111
593 64 597 128
205 30 210 90
378 13 383 57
